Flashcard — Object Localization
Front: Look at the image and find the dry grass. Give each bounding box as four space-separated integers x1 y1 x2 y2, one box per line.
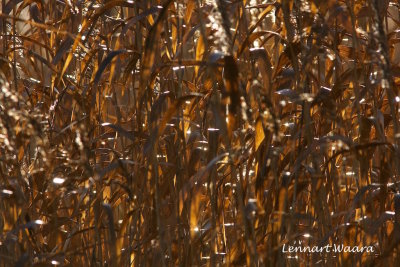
1 0 400 266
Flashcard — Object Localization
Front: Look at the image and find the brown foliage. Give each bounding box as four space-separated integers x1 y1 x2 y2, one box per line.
1 0 400 266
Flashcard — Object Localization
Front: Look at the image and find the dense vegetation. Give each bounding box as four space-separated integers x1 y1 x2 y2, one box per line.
1 0 400 266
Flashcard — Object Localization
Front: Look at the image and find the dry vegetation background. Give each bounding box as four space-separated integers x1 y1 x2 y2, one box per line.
1 0 400 266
